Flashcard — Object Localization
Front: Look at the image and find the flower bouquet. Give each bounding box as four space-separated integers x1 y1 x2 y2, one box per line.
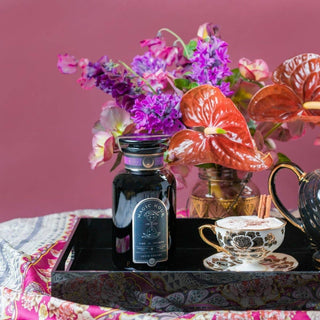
57 23 320 217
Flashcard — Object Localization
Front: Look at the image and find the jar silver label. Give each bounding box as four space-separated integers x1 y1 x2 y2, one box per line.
132 198 168 266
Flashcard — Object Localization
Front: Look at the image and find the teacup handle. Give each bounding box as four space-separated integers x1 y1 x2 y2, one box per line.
268 162 305 232
198 224 230 254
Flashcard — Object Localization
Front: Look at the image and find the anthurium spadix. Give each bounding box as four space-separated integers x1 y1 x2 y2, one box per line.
167 85 273 171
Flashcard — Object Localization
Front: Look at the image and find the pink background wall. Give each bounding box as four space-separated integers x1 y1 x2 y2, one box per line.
1 0 319 222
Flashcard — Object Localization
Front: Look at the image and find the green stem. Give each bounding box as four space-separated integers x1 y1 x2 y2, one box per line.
119 61 157 95
263 122 282 139
158 27 191 59
241 76 264 88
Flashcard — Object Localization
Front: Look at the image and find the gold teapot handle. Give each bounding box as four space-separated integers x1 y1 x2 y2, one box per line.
198 224 230 254
268 162 306 232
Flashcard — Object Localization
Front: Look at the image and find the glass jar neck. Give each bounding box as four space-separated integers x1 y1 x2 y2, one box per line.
124 152 164 171
198 166 239 181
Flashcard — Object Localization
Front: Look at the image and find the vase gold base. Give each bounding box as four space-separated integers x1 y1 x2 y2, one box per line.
188 195 259 219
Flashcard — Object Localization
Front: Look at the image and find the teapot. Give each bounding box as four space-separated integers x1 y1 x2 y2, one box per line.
268 162 320 248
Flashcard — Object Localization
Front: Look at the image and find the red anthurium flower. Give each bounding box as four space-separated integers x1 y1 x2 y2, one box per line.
248 53 320 124
168 85 273 171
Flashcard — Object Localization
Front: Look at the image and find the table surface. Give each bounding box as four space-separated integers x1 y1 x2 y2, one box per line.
1 209 320 320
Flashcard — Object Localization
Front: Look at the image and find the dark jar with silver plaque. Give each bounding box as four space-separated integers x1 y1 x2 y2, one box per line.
112 135 176 270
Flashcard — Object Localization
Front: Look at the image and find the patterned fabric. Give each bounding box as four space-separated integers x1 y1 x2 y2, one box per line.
0 209 319 319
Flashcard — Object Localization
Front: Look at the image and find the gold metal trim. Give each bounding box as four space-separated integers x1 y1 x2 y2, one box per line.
188 195 260 219
198 224 230 254
268 163 305 233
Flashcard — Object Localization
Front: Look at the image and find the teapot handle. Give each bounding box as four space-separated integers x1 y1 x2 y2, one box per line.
268 162 305 232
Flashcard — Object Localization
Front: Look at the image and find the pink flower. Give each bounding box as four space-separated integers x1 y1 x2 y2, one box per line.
89 131 115 169
157 46 180 66
77 75 96 89
141 37 180 66
197 22 220 39
57 54 78 74
77 58 96 89
239 58 270 81
57 54 95 88
58 302 76 320
99 102 134 137
78 58 89 69
89 102 135 169
142 69 168 92
140 37 166 56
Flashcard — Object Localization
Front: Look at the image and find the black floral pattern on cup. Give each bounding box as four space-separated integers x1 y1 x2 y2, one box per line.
264 233 277 247
220 230 277 250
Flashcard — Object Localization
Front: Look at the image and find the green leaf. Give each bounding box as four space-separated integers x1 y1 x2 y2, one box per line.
174 78 199 91
276 152 291 164
225 68 241 87
174 78 191 90
188 39 197 48
247 118 256 129
247 119 257 132
189 82 199 89
183 40 197 58
163 150 169 163
110 152 123 171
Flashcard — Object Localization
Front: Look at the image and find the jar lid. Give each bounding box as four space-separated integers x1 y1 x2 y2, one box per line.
118 135 170 154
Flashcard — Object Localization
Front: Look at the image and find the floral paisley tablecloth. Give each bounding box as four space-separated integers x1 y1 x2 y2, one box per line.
0 209 320 320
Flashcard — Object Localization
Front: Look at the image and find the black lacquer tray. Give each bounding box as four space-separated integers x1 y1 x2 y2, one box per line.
51 218 320 312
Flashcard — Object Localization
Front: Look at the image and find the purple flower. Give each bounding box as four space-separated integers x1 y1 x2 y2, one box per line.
116 93 145 112
131 52 166 77
188 36 232 95
83 56 121 95
131 52 170 92
112 78 132 97
131 94 184 135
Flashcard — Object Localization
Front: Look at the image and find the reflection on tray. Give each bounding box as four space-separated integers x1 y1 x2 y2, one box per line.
51 218 320 312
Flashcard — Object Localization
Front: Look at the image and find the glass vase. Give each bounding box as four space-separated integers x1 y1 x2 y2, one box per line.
187 165 260 219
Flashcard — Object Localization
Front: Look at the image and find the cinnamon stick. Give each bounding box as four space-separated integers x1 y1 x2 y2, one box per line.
257 194 265 219
257 194 272 218
264 195 272 218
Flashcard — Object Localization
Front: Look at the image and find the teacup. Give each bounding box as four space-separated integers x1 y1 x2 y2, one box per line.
199 215 286 271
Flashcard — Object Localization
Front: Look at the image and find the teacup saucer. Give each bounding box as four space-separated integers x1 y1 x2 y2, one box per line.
203 252 298 272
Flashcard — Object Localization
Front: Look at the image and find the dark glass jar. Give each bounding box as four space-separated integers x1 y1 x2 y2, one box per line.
112 135 176 270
